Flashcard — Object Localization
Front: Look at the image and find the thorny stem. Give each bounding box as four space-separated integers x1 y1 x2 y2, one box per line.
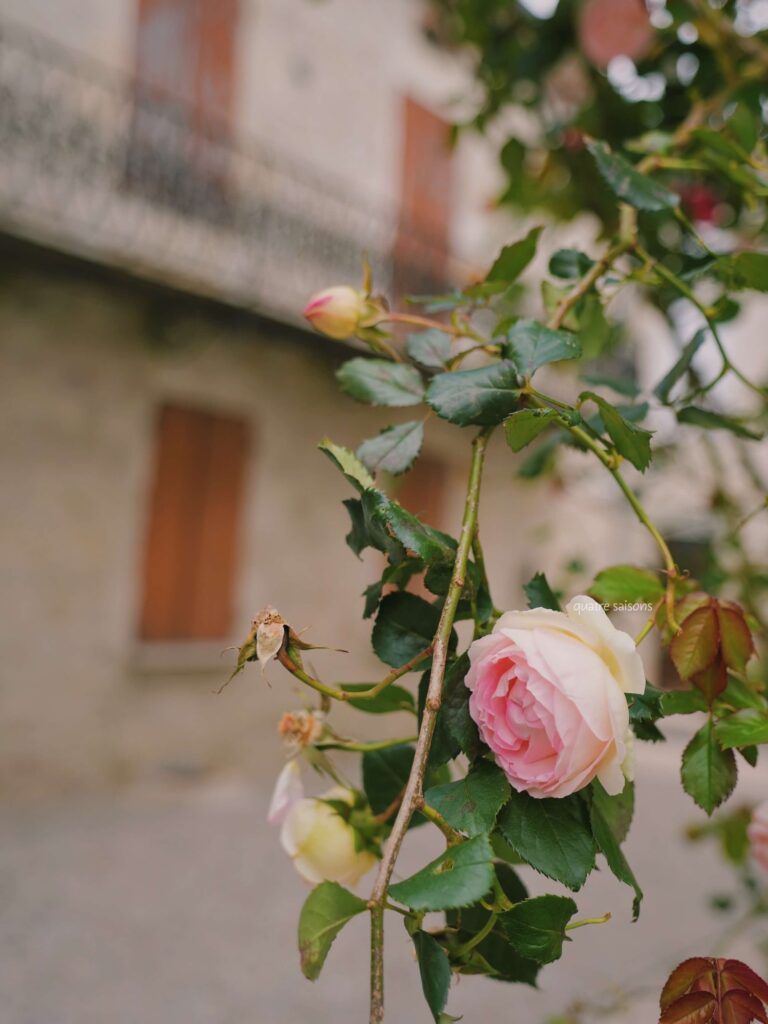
416 800 463 844
277 644 432 703
367 427 492 1024
527 392 681 632
316 736 418 753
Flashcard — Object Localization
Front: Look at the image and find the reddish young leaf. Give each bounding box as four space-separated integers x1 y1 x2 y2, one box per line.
722 960 768 1006
659 991 716 1023
717 603 755 675
661 959 717 1010
721 989 768 1024
690 657 728 703
676 593 713 624
671 604 719 681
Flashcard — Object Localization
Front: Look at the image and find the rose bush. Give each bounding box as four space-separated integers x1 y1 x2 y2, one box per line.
466 596 644 798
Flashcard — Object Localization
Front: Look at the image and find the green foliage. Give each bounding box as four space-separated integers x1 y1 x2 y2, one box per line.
372 592 447 668
589 565 664 605
361 489 456 566
716 251 768 293
504 408 558 452
389 833 495 911
629 684 667 744
523 572 562 611
337 358 425 407
298 882 367 980
426 361 521 426
318 438 375 493
654 332 706 404
406 329 453 369
714 710 768 750
681 721 738 816
486 226 543 284
411 930 452 1022
676 406 763 441
580 392 653 471
504 319 581 376
356 421 424 475
588 781 643 919
341 683 416 715
587 140 680 212
500 895 577 964
497 790 596 891
425 761 511 836
549 248 594 280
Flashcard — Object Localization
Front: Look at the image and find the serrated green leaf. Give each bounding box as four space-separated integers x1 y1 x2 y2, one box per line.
342 683 416 715
362 743 414 816
549 248 595 280
337 358 425 407
357 421 424 476
343 498 368 557
676 406 763 441
581 372 641 398
589 565 664 605
504 408 558 452
497 790 596 891
587 139 680 211
523 572 562 611
412 930 452 1022
406 329 453 369
487 226 543 283
439 653 482 761
362 489 455 566
505 319 581 376
389 834 495 911
714 709 768 749
298 882 367 980
372 592 445 668
654 332 706 403
362 556 424 618
681 721 738 815
319 439 375 492
499 895 577 964
581 392 653 471
715 251 768 293
588 781 643 919
661 690 709 715
425 762 511 837
426 361 521 426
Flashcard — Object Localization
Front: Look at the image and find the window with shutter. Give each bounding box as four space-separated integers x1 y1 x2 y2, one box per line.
394 97 454 297
139 403 250 641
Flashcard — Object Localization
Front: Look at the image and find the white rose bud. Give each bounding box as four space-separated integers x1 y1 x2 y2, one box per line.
303 286 368 340
280 786 378 886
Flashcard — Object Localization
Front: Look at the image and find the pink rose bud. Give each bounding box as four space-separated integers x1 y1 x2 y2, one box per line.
465 596 645 799
303 286 367 340
749 801 768 876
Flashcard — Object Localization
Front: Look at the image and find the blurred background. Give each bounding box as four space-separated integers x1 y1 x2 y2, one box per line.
0 0 766 1021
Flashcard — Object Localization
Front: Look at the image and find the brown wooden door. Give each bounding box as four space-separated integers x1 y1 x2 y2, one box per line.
139 403 250 640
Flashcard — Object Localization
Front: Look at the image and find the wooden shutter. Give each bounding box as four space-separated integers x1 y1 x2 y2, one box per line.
394 97 454 296
129 0 239 203
139 403 250 640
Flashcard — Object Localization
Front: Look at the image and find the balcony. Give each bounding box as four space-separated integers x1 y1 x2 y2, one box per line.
0 18 467 327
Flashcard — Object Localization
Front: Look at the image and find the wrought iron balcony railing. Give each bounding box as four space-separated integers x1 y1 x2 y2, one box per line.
0 18 467 326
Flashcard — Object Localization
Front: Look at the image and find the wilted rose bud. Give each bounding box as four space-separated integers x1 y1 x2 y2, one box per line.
749 801 768 876
278 709 325 753
303 286 368 340
280 786 378 886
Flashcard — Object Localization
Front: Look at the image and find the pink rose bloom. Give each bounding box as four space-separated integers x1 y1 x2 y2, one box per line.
749 802 768 876
466 595 645 799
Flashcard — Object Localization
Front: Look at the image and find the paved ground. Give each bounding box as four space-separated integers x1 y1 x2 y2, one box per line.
1 731 766 1024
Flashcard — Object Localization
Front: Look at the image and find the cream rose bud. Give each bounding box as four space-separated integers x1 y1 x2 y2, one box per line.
303 286 367 340
748 801 768 876
466 595 645 800
280 786 378 886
